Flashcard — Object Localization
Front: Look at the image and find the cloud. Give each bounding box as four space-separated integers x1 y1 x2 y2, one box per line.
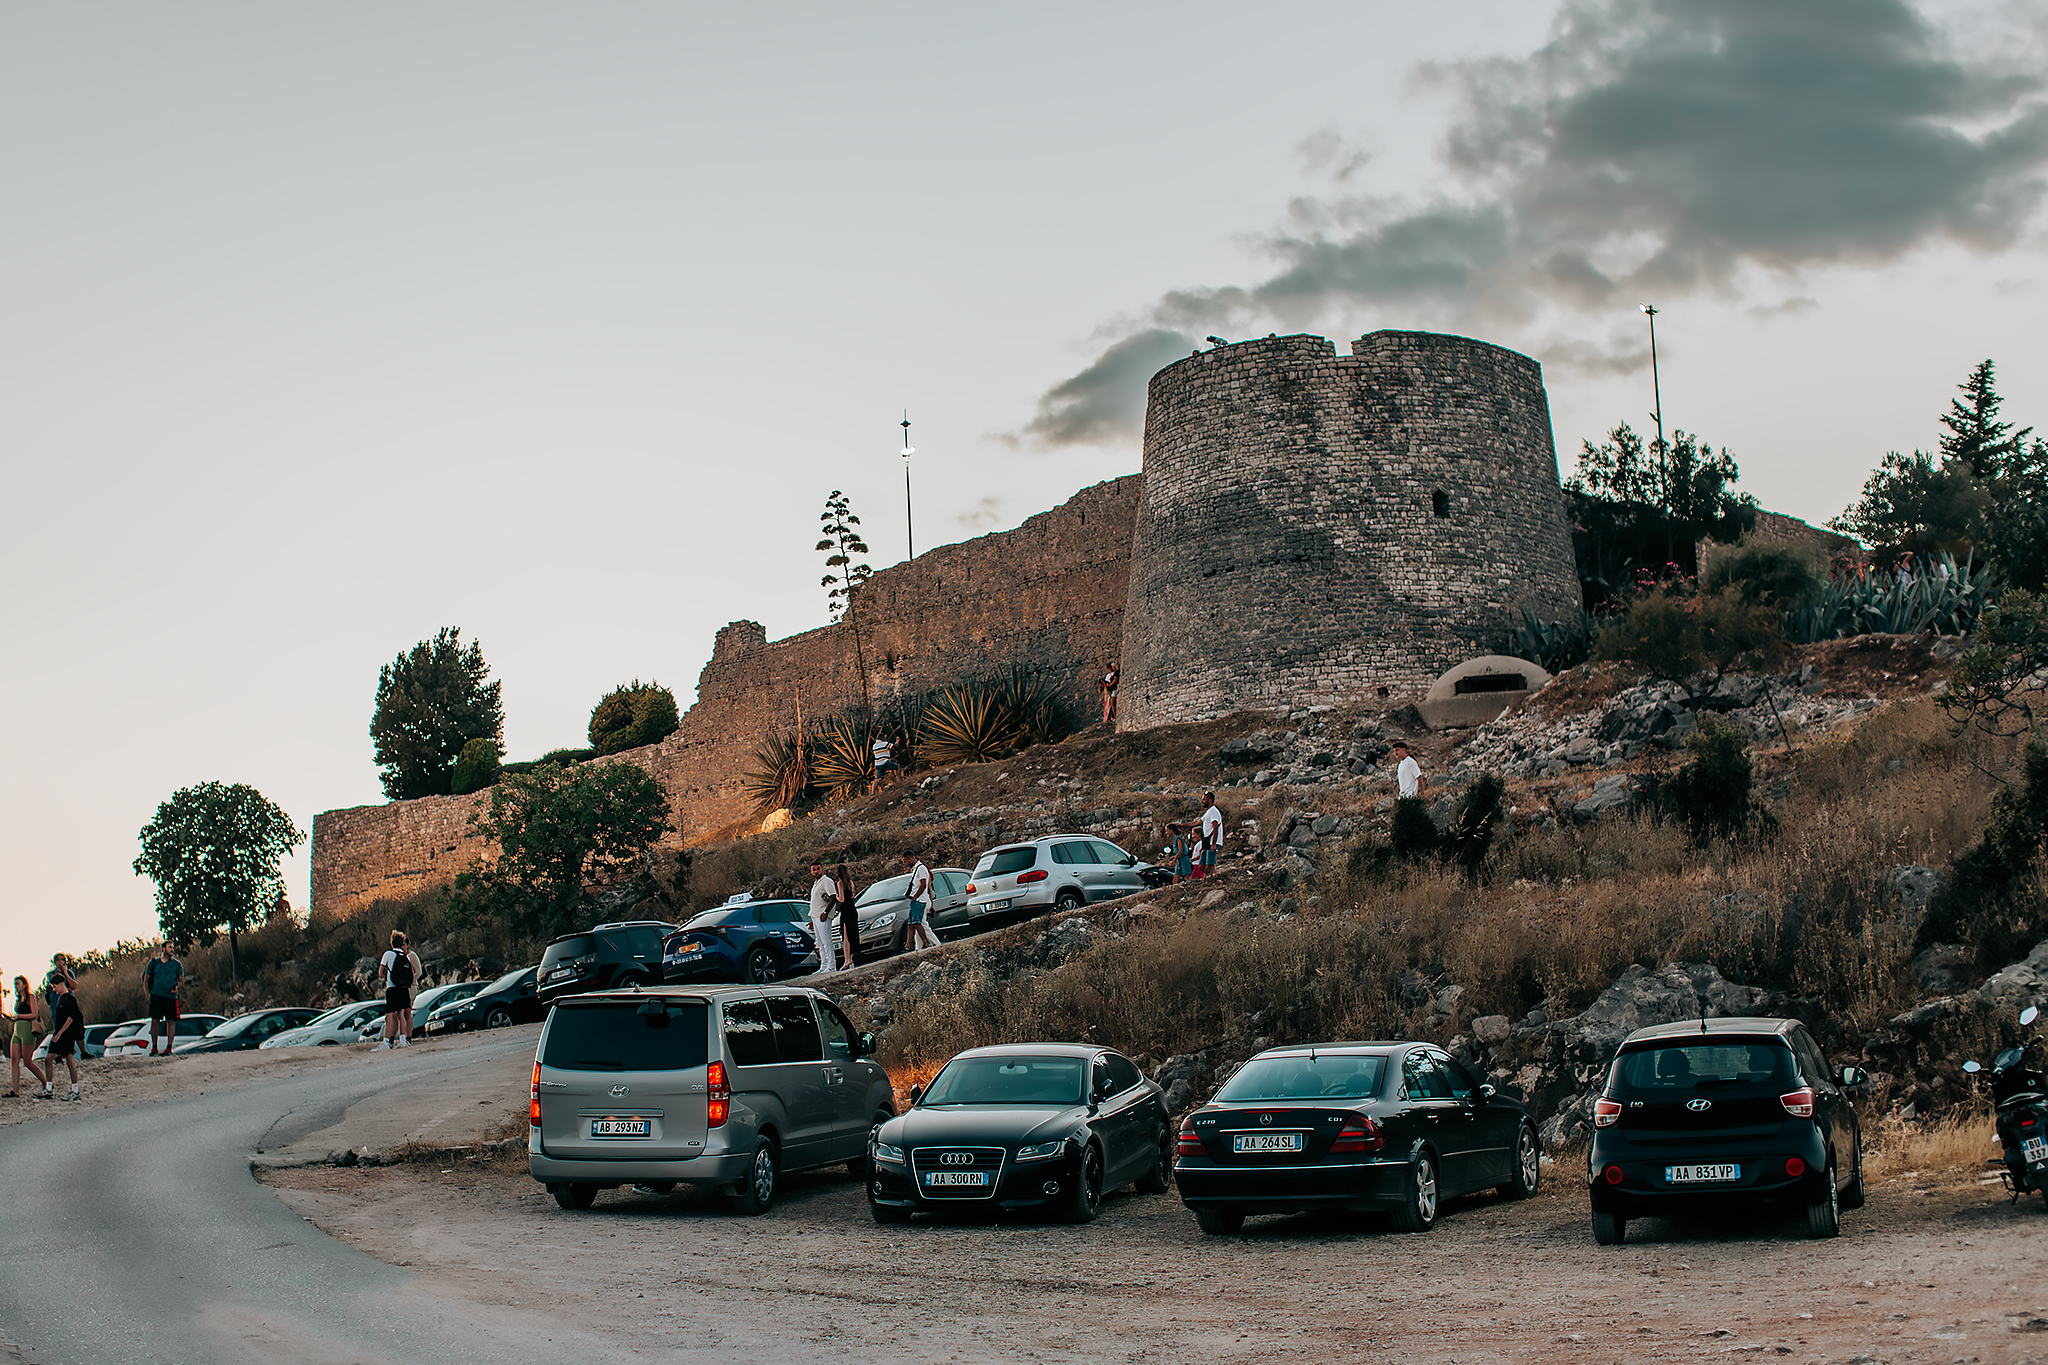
1746 296 1820 320
955 496 1004 531
1017 0 2048 446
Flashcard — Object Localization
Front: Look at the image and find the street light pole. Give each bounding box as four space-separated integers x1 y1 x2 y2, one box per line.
1640 304 1665 501
900 412 915 562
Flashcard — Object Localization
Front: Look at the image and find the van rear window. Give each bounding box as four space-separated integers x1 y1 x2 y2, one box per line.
1614 1040 1792 1091
542 1001 708 1071
541 935 594 969
985 848 1037 875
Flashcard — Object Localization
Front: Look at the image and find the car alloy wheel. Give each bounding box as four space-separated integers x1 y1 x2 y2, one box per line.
731 1139 778 1216
1389 1148 1438 1233
1501 1124 1540 1200
1134 1126 1172 1196
1806 1162 1840 1239
1055 889 1084 913
485 1007 514 1030
743 945 778 985
1060 1144 1103 1224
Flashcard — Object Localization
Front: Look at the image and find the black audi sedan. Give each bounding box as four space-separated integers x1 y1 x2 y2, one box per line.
1175 1042 1539 1235
867 1043 1173 1224
1586 1017 1866 1244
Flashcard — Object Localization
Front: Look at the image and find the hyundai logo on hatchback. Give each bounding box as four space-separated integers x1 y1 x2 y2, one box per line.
940 1151 974 1166
1686 1098 1712 1112
610 1085 630 1098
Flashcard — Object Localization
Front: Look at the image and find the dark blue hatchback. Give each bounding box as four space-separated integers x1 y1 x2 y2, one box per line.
661 897 818 985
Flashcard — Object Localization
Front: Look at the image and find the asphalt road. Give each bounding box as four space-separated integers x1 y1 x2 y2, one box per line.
0 1031 646 1365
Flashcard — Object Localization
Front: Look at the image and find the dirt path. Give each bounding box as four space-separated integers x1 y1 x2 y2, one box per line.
262 1155 2048 1364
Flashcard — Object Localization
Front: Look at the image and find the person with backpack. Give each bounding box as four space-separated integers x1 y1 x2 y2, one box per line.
143 943 183 1056
377 931 421 1049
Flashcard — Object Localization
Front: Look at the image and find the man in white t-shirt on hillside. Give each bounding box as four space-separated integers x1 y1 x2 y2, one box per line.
807 860 840 974
900 850 940 952
1392 742 1425 799
1196 791 1224 880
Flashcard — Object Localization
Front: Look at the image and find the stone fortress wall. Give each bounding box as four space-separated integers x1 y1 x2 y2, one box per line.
310 476 1142 921
1116 331 1582 730
312 329 1587 919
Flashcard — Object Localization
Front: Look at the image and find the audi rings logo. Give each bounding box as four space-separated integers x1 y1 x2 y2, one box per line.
1686 1098 1712 1112
610 1085 630 1098
939 1151 975 1166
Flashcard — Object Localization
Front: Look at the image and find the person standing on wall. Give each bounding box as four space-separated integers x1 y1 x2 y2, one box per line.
807 860 840 974
44 976 84 1101
6 975 49 1097
1196 792 1224 880
871 732 900 792
900 850 940 953
377 931 417 1050
834 861 862 969
144 942 182 1057
1099 663 1120 727
1392 742 1426 799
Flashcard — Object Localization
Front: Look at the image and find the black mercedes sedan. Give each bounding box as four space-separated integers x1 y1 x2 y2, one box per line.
867 1044 1173 1224
1175 1042 1540 1235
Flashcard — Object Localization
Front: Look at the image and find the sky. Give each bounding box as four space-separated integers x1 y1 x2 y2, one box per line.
4 0 2046 977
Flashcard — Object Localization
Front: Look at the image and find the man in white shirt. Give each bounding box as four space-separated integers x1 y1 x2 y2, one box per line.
807 860 840 974
871 733 899 790
1196 792 1224 880
900 850 939 952
1393 742 1425 799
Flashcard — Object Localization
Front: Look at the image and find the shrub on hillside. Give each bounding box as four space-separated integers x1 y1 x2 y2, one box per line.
1661 716 1774 844
1701 540 1820 608
744 730 812 816
1920 736 2048 968
1443 774 1507 873
589 680 680 755
1390 798 1438 859
451 738 502 795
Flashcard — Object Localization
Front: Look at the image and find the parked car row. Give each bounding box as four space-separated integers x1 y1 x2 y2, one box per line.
529 991 1867 1247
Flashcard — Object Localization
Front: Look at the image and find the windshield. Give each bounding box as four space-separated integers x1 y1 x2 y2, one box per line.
682 909 737 931
208 1014 261 1039
307 1002 365 1027
858 875 911 907
981 848 1037 875
1215 1054 1387 1102
487 968 529 993
921 1056 1086 1106
1614 1041 1793 1091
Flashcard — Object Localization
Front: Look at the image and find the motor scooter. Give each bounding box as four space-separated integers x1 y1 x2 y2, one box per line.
1963 1004 2048 1208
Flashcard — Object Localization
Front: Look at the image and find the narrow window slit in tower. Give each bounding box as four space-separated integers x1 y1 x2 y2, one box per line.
1431 490 1450 518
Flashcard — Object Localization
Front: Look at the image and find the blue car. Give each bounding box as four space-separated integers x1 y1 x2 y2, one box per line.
661 897 818 985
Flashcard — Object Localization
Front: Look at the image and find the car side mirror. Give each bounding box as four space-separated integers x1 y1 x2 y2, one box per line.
857 1031 877 1057
909 1084 923 1105
1963 1060 1983 1073
1839 1066 1868 1087
2025 1006 2041 1027
1476 1083 1495 1104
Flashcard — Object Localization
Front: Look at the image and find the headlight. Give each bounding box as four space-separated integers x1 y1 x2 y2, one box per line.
873 1142 907 1165
872 912 897 929
1015 1140 1067 1162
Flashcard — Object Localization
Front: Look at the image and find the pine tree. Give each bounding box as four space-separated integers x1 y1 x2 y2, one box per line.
817 490 874 714
1941 359 2032 480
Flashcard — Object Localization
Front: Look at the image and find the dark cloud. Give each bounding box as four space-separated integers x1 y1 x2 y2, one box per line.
955 496 1004 531
1746 296 1820 321
1018 0 2048 446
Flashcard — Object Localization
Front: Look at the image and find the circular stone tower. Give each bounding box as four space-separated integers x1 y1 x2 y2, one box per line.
1116 330 1581 730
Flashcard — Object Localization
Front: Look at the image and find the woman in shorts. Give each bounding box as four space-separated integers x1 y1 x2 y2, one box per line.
6 976 49 1097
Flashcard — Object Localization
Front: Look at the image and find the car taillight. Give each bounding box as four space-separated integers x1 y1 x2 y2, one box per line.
707 1060 730 1127
1592 1098 1623 1128
965 883 976 895
1329 1117 1383 1154
529 1060 541 1126
1785 1156 1806 1177
1018 870 1049 884
1779 1088 1815 1118
1177 1118 1204 1156
1603 1164 1623 1184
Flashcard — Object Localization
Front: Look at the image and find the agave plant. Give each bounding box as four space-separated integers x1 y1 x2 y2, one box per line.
809 712 877 801
1787 551 1997 644
741 730 810 816
1000 667 1080 749
919 681 1015 766
1509 608 1594 674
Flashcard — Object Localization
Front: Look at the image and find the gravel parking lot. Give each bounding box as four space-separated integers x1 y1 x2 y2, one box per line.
262 1153 2048 1364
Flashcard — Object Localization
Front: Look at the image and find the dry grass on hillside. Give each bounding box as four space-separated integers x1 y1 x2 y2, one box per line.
1862 1110 2002 1182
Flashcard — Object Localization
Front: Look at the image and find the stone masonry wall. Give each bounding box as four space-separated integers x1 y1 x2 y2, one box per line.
1117 330 1582 729
309 477 1142 921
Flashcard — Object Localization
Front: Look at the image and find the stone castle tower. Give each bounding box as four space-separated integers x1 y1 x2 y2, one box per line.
1116 330 1581 729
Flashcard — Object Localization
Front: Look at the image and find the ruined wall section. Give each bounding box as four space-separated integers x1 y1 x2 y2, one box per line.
310 477 1141 920
1118 330 1581 729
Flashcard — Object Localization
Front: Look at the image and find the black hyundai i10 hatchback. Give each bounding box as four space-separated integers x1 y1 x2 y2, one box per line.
1586 1017 1867 1244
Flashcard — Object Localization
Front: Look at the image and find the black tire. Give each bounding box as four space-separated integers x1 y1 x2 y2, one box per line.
729 1139 779 1216
553 1183 597 1211
1057 1143 1104 1224
485 1006 514 1030
1806 1163 1840 1239
1839 1145 1866 1211
1592 1209 1627 1245
742 945 779 985
1498 1124 1541 1200
614 974 646 990
1055 889 1084 913
870 1197 913 1225
1386 1146 1439 1233
1133 1126 1173 1196
846 1113 891 1181
1194 1207 1244 1236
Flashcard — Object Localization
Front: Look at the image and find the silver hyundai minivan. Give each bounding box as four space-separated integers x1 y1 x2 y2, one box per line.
529 984 894 1214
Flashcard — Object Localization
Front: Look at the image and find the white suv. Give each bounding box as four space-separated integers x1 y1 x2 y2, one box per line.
963 836 1153 920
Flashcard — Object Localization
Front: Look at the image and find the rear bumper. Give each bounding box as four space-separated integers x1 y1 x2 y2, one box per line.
1585 1133 1831 1214
1176 1159 1408 1212
530 1151 753 1188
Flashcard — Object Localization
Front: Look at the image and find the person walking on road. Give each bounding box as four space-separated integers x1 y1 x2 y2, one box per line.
144 943 183 1056
377 931 420 1049
6 975 49 1097
807 861 840 974
43 976 84 1100
44 955 76 1027
901 850 939 953
834 862 862 969
1195 792 1224 881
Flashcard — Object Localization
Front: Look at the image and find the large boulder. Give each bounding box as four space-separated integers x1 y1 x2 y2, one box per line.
1980 941 2048 1011
1557 962 1769 1060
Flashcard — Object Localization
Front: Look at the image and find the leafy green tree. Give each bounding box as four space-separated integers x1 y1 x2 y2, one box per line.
588 680 680 755
1943 589 2048 738
817 489 875 712
450 737 503 795
1831 448 1991 564
133 782 304 983
1566 422 1756 603
370 627 504 800
447 760 673 938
